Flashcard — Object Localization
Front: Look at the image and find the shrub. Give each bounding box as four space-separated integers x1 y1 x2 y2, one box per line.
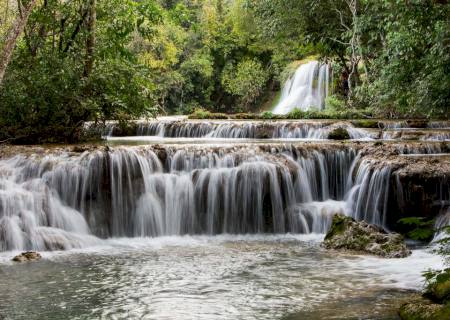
286 108 306 119
188 108 211 119
188 108 228 119
261 111 275 119
325 95 346 112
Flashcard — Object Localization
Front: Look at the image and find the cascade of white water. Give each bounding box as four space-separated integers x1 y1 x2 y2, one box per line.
0 144 445 251
273 61 330 114
432 207 450 242
345 159 392 226
114 120 381 140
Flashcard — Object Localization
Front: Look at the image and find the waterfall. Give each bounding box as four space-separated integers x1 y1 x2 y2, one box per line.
94 119 449 142
273 61 330 115
0 144 447 251
106 120 378 140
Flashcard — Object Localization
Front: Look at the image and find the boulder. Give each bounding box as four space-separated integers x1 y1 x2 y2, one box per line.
323 214 411 258
399 299 450 320
328 127 350 140
12 251 42 262
425 270 450 304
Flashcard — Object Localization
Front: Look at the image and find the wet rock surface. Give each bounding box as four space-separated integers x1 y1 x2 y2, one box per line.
399 296 450 320
323 214 411 258
12 251 42 262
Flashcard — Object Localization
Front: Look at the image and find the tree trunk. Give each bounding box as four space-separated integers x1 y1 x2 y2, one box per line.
0 0 37 86
83 0 96 77
346 0 358 97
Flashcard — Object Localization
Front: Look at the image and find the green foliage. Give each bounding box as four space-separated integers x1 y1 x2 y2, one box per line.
246 0 449 118
351 120 379 129
188 108 228 120
421 225 450 304
325 95 346 113
0 0 161 143
188 108 211 120
355 1 449 117
1 0 448 143
221 58 269 111
260 111 274 120
398 217 435 241
285 108 306 120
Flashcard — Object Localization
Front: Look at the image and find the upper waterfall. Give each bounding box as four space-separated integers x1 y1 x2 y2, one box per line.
273 61 330 115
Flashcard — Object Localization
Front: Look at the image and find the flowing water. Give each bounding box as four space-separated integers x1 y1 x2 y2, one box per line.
0 235 443 320
1 119 449 319
97 118 450 142
0 143 422 250
273 61 330 114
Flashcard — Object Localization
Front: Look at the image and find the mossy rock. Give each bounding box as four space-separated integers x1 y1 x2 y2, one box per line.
324 214 349 240
323 214 411 258
328 127 350 140
351 120 380 128
426 270 450 304
399 301 450 320
208 113 229 120
232 113 258 120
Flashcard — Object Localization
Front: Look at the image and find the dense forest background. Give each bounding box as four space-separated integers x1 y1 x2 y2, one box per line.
0 0 448 142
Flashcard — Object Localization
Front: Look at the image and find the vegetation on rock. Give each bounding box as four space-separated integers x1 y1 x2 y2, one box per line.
398 223 450 320
328 127 350 140
323 214 411 258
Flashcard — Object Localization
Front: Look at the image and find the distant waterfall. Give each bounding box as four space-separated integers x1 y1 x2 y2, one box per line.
273 61 330 115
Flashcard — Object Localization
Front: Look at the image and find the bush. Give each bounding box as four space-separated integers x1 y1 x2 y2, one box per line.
188 108 229 119
286 108 306 119
261 111 275 119
325 95 346 112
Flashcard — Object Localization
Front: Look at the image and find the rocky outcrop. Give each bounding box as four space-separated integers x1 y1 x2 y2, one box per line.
328 127 350 140
12 251 42 262
323 214 411 258
399 297 450 320
399 269 450 319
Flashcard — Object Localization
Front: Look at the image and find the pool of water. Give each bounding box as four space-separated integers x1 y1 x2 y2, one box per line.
0 235 442 320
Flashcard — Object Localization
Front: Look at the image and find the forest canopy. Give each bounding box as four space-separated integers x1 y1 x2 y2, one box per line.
0 0 448 142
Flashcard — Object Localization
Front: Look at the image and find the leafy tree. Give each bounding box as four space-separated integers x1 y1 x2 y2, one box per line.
221 58 269 111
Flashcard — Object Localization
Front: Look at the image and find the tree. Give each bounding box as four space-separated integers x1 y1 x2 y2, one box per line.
221 58 269 111
0 0 37 85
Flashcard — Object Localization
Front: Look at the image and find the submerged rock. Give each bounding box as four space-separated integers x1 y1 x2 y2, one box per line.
323 214 411 258
12 251 42 262
328 127 350 140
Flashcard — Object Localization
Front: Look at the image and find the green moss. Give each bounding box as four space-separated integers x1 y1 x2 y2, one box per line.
399 301 450 320
232 113 258 120
324 214 351 240
188 108 229 120
425 270 450 304
328 127 350 140
351 120 380 128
